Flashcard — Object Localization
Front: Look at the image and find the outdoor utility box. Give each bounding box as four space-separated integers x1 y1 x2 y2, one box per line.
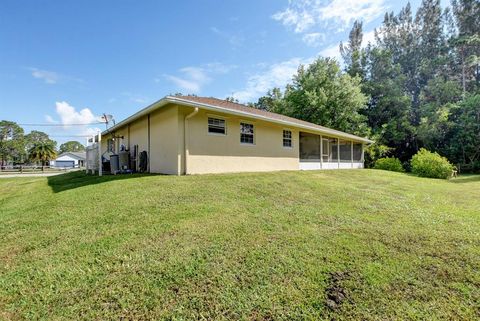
119 151 129 170
110 154 119 174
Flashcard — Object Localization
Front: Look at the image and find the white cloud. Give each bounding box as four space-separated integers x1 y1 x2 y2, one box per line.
273 0 386 33
81 127 103 137
232 57 313 102
318 29 377 61
362 30 376 47
45 115 57 123
272 6 316 33
165 67 210 93
319 44 341 60
164 63 237 93
231 27 376 103
30 68 59 84
54 101 99 126
165 75 203 93
180 67 210 84
318 0 386 29
302 32 325 46
43 102 103 142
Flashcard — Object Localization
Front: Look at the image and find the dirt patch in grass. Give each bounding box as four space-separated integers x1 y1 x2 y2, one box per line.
325 271 352 312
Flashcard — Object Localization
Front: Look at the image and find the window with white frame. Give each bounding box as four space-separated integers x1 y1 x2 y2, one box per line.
283 130 292 147
208 117 226 135
240 122 254 144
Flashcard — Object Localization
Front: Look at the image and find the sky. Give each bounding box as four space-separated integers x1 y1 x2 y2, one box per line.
0 0 423 144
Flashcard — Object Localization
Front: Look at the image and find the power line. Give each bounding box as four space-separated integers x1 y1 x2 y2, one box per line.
18 122 105 126
47 135 96 137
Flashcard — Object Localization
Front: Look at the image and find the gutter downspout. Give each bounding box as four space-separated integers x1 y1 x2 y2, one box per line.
184 107 199 175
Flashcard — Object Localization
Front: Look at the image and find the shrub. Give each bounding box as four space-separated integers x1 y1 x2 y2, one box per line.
410 148 454 179
374 157 405 172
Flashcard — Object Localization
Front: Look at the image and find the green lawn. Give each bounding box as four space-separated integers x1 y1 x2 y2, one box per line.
0 170 479 320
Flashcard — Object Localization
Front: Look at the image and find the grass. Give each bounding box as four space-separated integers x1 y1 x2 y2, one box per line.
0 170 479 320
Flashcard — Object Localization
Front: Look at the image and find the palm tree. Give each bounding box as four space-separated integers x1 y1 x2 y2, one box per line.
28 142 57 171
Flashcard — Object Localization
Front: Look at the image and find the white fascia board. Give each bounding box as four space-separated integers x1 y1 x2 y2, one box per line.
103 96 374 144
57 153 84 160
167 97 374 144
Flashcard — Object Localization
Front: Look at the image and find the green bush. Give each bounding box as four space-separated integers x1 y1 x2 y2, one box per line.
374 157 405 172
411 148 454 179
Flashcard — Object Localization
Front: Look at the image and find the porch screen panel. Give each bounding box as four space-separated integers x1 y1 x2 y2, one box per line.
300 132 320 160
322 138 330 162
339 140 352 162
329 138 338 162
353 143 362 161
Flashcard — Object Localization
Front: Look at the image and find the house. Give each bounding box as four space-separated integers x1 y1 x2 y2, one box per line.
52 152 86 168
100 96 373 175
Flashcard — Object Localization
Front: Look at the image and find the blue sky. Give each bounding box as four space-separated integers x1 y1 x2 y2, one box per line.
0 0 422 144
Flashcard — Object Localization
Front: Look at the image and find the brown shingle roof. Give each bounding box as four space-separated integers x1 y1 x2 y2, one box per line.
103 95 372 143
172 95 372 143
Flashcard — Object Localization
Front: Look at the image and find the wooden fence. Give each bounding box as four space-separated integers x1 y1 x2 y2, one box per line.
0 165 82 174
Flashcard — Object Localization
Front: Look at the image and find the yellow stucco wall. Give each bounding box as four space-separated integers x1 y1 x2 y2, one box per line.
100 103 363 175
185 108 299 174
149 105 180 175
128 116 148 156
101 105 181 175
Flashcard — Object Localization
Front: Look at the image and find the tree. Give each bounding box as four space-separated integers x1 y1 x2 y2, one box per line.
59 141 85 154
363 48 415 162
253 88 283 111
446 94 480 168
271 58 369 136
376 3 426 126
417 78 462 153
0 120 25 167
451 0 480 93
225 96 239 103
340 20 366 78
25 130 56 153
254 0 480 170
28 142 57 169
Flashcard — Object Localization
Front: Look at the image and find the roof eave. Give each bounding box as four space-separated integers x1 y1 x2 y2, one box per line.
166 96 374 144
102 96 374 144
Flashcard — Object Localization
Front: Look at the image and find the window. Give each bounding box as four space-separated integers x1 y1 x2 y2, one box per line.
208 117 226 135
107 139 115 153
240 122 254 144
283 130 292 147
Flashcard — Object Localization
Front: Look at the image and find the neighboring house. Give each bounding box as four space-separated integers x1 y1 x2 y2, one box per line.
100 96 373 175
52 152 86 168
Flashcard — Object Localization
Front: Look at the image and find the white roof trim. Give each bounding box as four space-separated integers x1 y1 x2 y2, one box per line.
56 152 86 160
103 96 374 144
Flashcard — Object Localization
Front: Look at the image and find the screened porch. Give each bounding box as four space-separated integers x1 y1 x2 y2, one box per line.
299 132 364 170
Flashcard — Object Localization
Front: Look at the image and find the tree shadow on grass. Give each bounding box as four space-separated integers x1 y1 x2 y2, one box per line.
449 174 480 184
47 171 154 193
